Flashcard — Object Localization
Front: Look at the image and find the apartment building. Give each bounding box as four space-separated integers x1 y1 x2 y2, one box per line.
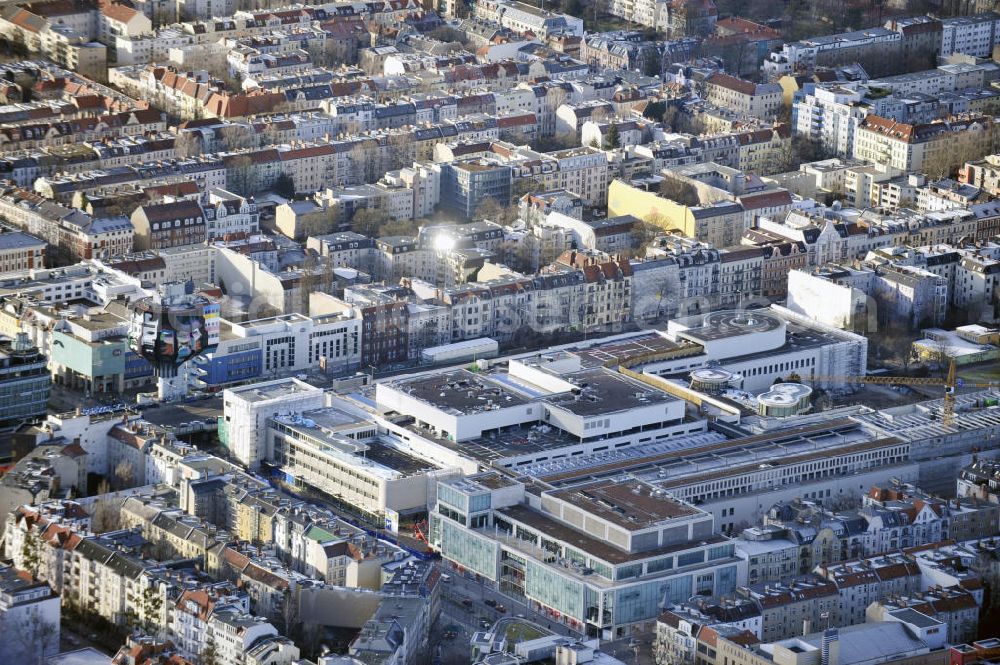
703 74 782 121
470 0 584 36
940 13 1000 57
0 231 45 274
853 115 997 175
0 187 133 264
131 199 207 250
0 564 60 665
787 262 948 330
815 554 923 627
203 189 260 241
735 576 839 642
792 83 873 158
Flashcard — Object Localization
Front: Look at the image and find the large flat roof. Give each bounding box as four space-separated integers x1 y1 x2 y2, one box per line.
275 408 436 477
386 369 532 415
572 334 702 368
228 378 319 403
535 418 863 485
676 310 783 343
549 479 699 530
497 504 728 566
544 368 677 416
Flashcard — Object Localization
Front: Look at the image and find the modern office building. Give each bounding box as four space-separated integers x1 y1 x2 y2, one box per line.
440 159 512 220
0 332 51 430
267 406 452 526
430 473 744 638
191 311 362 391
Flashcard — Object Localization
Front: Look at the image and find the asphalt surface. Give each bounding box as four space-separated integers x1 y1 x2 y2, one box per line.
436 566 658 664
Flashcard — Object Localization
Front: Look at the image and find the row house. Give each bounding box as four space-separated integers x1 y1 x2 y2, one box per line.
203 188 259 240
0 186 133 264
90 134 176 169
4 508 173 633
0 108 165 153
717 246 764 309
35 157 227 203
814 554 922 627
554 251 633 331
854 115 999 176
172 586 251 659
131 199 207 250
0 231 45 273
734 576 839 643
868 585 981 645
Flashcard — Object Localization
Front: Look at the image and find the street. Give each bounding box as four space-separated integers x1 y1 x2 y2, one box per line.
434 565 658 664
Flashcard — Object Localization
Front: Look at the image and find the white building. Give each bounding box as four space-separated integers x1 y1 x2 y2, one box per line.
792 84 873 158
941 13 1000 58
207 609 283 665
643 306 869 395
203 188 260 240
0 564 60 665
221 378 325 468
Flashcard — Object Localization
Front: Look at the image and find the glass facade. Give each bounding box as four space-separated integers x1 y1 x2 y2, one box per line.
677 550 706 567
709 544 735 561
613 574 693 625
440 516 498 580
715 564 738 596
438 484 469 513
525 559 584 620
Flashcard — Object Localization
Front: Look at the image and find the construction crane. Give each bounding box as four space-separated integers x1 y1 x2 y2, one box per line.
797 359 999 426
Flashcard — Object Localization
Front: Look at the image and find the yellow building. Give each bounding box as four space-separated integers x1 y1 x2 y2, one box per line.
0 300 22 339
607 179 746 247
234 494 277 544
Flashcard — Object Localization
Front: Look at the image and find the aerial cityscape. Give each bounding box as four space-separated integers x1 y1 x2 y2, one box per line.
2 0 1000 663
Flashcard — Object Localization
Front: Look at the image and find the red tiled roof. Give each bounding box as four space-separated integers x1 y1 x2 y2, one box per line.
706 72 759 96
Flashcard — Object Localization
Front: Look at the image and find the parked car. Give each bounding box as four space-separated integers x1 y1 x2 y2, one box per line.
484 598 497 607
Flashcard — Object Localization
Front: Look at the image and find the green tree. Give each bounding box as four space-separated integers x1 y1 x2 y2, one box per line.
141 585 163 634
603 122 620 150
351 207 391 237
21 527 40 578
274 173 296 199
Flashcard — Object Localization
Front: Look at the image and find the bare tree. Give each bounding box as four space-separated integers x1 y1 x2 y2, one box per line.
384 133 415 172
349 142 380 185
90 494 121 534
474 197 515 225
218 125 255 152
930 337 955 377
113 460 135 490
227 155 259 197
173 131 204 159
351 207 391 237
658 178 700 206
10 605 58 665
921 127 989 181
